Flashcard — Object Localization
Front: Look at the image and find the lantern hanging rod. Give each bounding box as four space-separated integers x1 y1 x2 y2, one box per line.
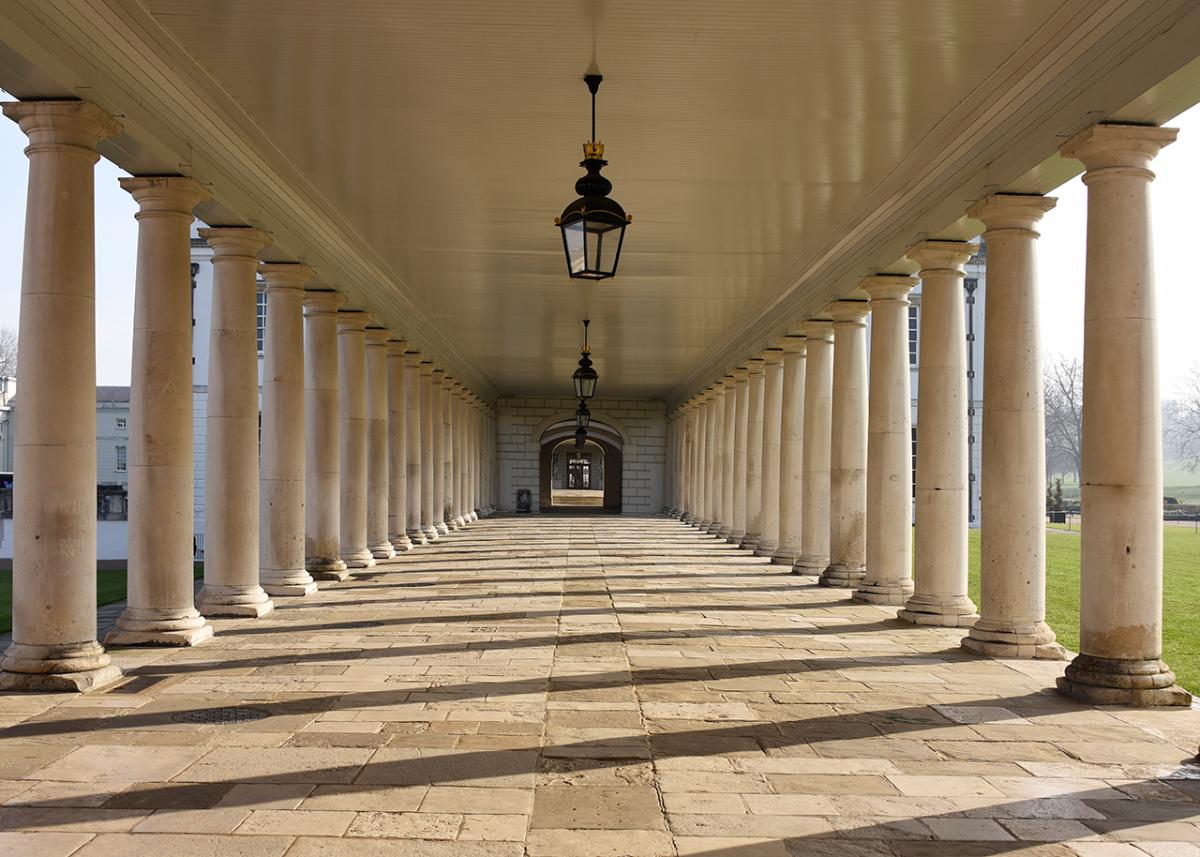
585 74 602 143
582 318 590 353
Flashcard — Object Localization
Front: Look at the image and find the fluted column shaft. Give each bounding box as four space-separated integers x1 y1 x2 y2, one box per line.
821 302 870 587
718 377 736 538
756 349 785 558
365 327 394 560
774 336 806 565
696 394 711 528
855 275 918 606
900 240 979 627
702 391 718 530
108 177 213 647
1055 124 1189 705
387 341 413 551
743 360 766 548
337 312 374 568
403 352 425 543
303 290 348 579
195 227 274 618
730 369 750 543
258 264 317 597
964 195 1062 659
0 101 124 691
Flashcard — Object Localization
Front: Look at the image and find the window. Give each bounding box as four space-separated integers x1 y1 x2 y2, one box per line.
911 426 917 499
908 304 919 366
115 445 127 472
116 418 126 430
256 288 267 354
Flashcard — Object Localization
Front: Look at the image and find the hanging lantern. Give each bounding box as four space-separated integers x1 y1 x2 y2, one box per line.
555 74 631 280
572 318 598 400
574 427 588 448
575 400 591 431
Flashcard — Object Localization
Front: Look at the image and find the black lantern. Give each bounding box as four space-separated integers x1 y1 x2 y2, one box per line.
574 427 588 448
572 319 598 401
575 400 591 431
555 74 631 280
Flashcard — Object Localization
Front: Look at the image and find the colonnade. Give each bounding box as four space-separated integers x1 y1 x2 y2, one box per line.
665 121 1190 707
0 99 498 693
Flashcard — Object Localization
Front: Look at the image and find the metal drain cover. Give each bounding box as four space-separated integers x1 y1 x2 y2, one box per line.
171 706 271 725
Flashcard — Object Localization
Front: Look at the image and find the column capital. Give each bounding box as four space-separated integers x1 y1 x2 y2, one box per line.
828 299 871 325
799 320 834 342
198 226 271 259
120 176 210 217
1060 123 1177 174
967 193 1057 235
778 333 807 354
733 366 750 382
861 273 918 302
259 263 313 291
906 239 977 274
365 326 390 347
3 99 122 153
419 360 434 376
336 309 370 333
721 374 736 390
747 357 766 375
302 289 345 315
763 346 785 365
387 338 409 357
431 367 446 383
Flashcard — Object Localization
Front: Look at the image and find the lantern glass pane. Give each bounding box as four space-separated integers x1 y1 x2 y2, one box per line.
564 221 587 275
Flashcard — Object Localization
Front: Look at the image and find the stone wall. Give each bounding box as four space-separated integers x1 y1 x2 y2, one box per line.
495 397 666 514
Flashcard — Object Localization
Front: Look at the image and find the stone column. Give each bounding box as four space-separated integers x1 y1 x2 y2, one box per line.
303 290 348 580
470 398 482 520
107 177 213 647
258 264 317 596
365 326 394 560
855 275 918 606
962 195 1062 658
452 384 468 528
420 360 444 540
729 368 750 544
387 340 413 552
1056 124 1189 705
696 392 712 529
756 348 785 558
706 386 724 535
796 321 833 575
900 240 979 627
411 356 434 542
195 227 274 618
336 311 374 568
774 335 806 565
821 300 871 588
685 402 700 524
718 375 737 539
431 368 449 535
0 100 124 691
743 359 766 549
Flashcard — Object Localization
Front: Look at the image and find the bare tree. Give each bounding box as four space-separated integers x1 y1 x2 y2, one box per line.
1044 355 1083 480
1168 365 1200 471
0 326 16 378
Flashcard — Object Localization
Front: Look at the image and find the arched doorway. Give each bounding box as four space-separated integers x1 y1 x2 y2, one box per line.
537 418 623 512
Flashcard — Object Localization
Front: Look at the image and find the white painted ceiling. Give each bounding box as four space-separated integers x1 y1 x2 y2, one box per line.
4 1 1200 401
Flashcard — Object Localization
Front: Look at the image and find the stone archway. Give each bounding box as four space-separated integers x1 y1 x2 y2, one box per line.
537 418 623 512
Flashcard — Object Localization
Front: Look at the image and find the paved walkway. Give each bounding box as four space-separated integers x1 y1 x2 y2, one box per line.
2 516 1200 857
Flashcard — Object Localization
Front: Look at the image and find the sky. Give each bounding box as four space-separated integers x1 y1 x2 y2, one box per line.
0 99 1197 395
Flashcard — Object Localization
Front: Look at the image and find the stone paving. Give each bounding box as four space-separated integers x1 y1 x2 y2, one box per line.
2 515 1200 856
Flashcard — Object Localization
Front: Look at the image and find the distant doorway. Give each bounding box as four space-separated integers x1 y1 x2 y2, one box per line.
538 418 623 513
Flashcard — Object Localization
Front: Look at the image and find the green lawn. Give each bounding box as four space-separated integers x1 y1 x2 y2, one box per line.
966 526 1200 693
1053 462 1200 504
0 564 203 636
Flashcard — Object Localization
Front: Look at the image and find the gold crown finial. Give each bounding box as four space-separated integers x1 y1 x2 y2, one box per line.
583 140 605 160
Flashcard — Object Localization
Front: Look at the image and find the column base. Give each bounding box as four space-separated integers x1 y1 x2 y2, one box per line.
370 541 397 560
0 641 124 693
740 533 760 552
105 608 213 648
820 563 865 588
716 524 732 539
469 510 479 522
696 518 711 530
681 513 695 525
434 521 450 536
725 530 745 545
452 515 467 529
962 620 1066 660
755 540 778 558
407 527 429 546
421 524 440 541
340 549 376 569
308 557 349 581
853 579 914 606
1057 654 1193 707
196 585 275 618
390 533 414 552
771 546 797 566
705 522 722 536
793 554 828 576
897 594 978 628
262 579 319 597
